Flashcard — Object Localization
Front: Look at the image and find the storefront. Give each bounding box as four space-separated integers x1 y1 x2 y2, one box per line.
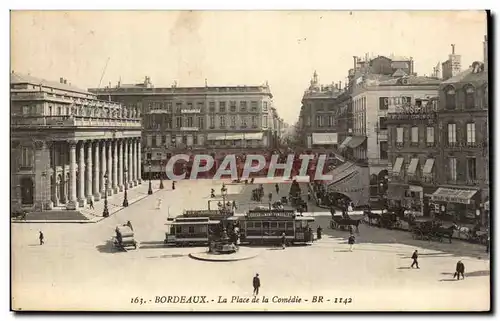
430 187 481 224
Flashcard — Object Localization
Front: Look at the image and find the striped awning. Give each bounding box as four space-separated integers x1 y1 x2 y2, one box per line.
431 188 478 205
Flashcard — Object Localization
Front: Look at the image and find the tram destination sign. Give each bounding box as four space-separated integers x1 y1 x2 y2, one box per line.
247 210 295 219
184 210 232 217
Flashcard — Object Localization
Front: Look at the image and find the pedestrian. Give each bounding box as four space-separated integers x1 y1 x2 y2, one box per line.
156 198 162 210
454 260 465 280
172 181 176 190
39 231 44 245
268 192 273 203
281 232 286 249
348 233 355 251
308 191 311 201
317 226 323 240
232 200 237 210
210 188 215 198
411 250 419 269
253 273 261 296
275 183 280 194
89 199 94 210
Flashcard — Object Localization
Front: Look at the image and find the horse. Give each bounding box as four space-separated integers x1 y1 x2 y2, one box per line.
331 216 362 234
364 211 381 226
432 224 457 243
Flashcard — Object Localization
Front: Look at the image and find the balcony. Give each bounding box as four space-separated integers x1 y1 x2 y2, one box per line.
181 109 202 114
180 127 199 131
395 142 404 148
11 116 141 129
444 141 485 149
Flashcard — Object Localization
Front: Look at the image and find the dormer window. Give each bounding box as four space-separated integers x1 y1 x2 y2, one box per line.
464 85 475 109
444 86 456 110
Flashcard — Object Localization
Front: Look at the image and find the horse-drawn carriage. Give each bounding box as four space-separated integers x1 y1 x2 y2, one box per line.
113 224 138 251
410 219 455 243
329 215 362 233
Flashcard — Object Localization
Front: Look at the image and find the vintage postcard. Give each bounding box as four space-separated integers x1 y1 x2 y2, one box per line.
10 10 490 312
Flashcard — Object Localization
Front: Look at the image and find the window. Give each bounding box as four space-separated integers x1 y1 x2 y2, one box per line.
196 102 204 111
426 127 435 144
466 123 476 144
58 106 62 115
448 123 457 143
467 157 477 181
193 135 198 145
379 141 388 160
152 135 157 147
263 101 268 111
396 127 404 143
251 116 257 127
219 102 226 113
219 115 225 128
209 102 216 112
146 152 152 160
251 101 258 111
411 126 419 143
316 115 322 127
379 117 387 130
445 87 456 110
328 116 334 127
20 147 33 167
166 102 172 113
465 86 475 109
187 102 193 110
182 135 187 145
240 101 247 112
448 157 457 181
198 116 204 129
176 103 182 113
187 116 193 127
48 105 52 116
328 103 335 111
156 135 163 147
176 117 182 128
379 97 388 110
230 101 236 112
209 115 215 128
241 116 248 127
230 115 236 127
263 115 268 128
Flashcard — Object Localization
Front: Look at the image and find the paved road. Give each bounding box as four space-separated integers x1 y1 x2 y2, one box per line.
11 179 490 311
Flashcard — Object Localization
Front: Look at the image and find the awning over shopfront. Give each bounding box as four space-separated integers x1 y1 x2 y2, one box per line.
391 157 404 175
346 136 367 149
206 132 263 141
431 188 479 205
338 136 352 150
312 133 338 145
422 158 435 175
325 161 370 206
407 158 419 176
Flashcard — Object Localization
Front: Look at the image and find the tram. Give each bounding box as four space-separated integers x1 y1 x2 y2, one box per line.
239 209 315 245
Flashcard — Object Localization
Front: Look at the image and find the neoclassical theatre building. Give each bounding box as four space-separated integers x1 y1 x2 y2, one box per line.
10 72 142 211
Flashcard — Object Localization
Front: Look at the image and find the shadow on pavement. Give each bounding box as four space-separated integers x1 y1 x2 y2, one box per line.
139 244 168 250
465 270 490 278
397 267 412 270
439 279 458 282
95 240 121 254
146 254 187 259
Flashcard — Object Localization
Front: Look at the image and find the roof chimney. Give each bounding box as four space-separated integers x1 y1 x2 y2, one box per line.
339 81 342 90
353 56 357 71
64 79 67 84
60 77 64 83
451 44 455 55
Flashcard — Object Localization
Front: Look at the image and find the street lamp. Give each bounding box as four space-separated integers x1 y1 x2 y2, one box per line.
159 157 164 189
221 185 227 210
103 172 109 217
122 167 129 207
148 161 153 195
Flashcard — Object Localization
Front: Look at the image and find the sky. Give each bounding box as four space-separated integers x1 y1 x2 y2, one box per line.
10 10 487 124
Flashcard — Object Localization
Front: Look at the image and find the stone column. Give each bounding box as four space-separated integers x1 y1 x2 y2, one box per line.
66 141 77 210
118 139 124 191
131 139 136 186
112 140 118 193
100 140 107 197
77 142 86 207
107 140 112 195
33 140 51 211
137 140 142 184
128 139 134 188
93 140 101 201
133 139 138 186
123 139 128 186
86 141 93 203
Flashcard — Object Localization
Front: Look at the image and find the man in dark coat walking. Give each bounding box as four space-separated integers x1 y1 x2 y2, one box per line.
411 250 419 269
348 233 355 251
39 231 44 245
253 273 261 296
275 183 280 194
454 260 465 280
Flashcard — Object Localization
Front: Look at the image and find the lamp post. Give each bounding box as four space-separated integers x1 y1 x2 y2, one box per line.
103 172 109 217
159 157 164 189
221 185 227 211
122 167 129 207
148 161 153 195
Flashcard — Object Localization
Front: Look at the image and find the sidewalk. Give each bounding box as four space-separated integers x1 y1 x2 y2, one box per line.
12 182 162 224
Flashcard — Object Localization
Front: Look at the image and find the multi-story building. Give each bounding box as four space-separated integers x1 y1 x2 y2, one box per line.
89 79 279 176
298 71 343 149
338 55 441 180
11 72 142 212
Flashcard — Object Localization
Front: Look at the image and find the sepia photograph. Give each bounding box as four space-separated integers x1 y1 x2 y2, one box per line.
9 9 490 312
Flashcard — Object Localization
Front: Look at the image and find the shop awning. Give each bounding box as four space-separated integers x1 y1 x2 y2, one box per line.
346 136 366 149
431 188 478 205
243 132 263 140
326 162 370 206
407 158 419 176
422 159 435 175
206 133 263 141
391 157 404 174
338 136 352 150
312 133 338 145
206 133 226 141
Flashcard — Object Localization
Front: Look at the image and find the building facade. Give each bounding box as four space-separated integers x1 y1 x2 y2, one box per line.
89 79 281 176
11 73 142 211
298 71 343 150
